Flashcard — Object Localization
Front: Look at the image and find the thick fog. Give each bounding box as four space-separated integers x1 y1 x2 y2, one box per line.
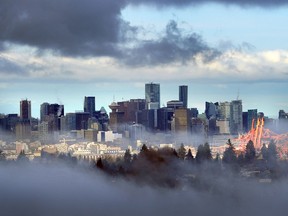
1 163 288 216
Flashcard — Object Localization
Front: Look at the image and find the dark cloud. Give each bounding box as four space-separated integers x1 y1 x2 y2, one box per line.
0 0 219 66
0 0 128 57
129 0 288 7
1 0 285 67
121 20 220 66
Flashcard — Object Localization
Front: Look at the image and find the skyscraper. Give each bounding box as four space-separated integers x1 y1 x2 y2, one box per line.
84 96 95 116
40 102 49 122
230 100 243 134
179 85 188 108
145 83 160 109
218 102 231 120
39 103 64 131
20 99 31 120
247 109 258 131
205 102 219 120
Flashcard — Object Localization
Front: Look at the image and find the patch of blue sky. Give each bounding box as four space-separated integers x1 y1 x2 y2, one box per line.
122 4 288 50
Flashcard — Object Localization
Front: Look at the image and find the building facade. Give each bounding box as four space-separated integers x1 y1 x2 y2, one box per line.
20 99 31 120
230 100 243 134
145 83 160 109
84 96 96 117
179 85 188 108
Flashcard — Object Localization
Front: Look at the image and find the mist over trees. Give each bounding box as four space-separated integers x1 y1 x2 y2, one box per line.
1 139 288 216
0 138 287 191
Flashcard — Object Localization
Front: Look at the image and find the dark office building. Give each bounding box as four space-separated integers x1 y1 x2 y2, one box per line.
179 85 188 108
48 104 64 117
20 99 31 120
40 103 49 122
157 107 174 131
230 100 243 134
40 103 64 131
84 96 96 117
242 112 248 133
0 114 19 133
190 108 199 118
247 109 258 131
137 109 155 131
75 112 90 130
205 102 219 120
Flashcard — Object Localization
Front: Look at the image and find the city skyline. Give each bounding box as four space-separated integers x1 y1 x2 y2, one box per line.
0 86 286 120
0 83 286 119
0 1 288 118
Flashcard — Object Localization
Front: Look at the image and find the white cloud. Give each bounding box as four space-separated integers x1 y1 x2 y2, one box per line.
1 47 288 83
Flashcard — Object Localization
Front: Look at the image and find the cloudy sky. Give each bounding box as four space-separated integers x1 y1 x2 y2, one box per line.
0 0 288 118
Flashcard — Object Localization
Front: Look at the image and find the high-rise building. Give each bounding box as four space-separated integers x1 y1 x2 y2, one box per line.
205 102 219 120
173 108 191 133
75 112 90 130
242 111 248 133
145 83 160 109
190 108 199 118
65 113 76 131
218 102 231 120
138 109 155 131
39 103 64 131
230 100 243 134
40 102 49 122
179 85 188 108
247 109 258 131
84 96 96 117
48 104 64 117
16 121 31 140
157 107 174 131
20 99 31 120
108 99 146 132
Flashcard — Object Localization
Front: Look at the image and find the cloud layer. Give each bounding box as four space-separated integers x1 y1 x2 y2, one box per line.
1 0 287 67
1 164 288 216
0 0 218 66
0 0 127 57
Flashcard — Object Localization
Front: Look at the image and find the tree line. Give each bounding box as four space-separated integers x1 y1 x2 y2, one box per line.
93 139 284 188
0 139 285 190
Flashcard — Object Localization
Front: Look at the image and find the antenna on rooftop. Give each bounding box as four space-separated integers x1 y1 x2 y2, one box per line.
236 88 240 100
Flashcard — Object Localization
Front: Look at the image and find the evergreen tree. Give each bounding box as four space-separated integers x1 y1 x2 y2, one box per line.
96 158 104 170
222 139 237 164
267 140 278 162
141 144 148 152
196 143 212 163
214 153 220 163
177 143 186 160
245 140 256 163
172 149 179 158
266 140 279 171
203 142 212 161
124 149 132 164
17 150 29 163
261 143 268 161
195 144 204 163
185 149 194 162
0 150 6 162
